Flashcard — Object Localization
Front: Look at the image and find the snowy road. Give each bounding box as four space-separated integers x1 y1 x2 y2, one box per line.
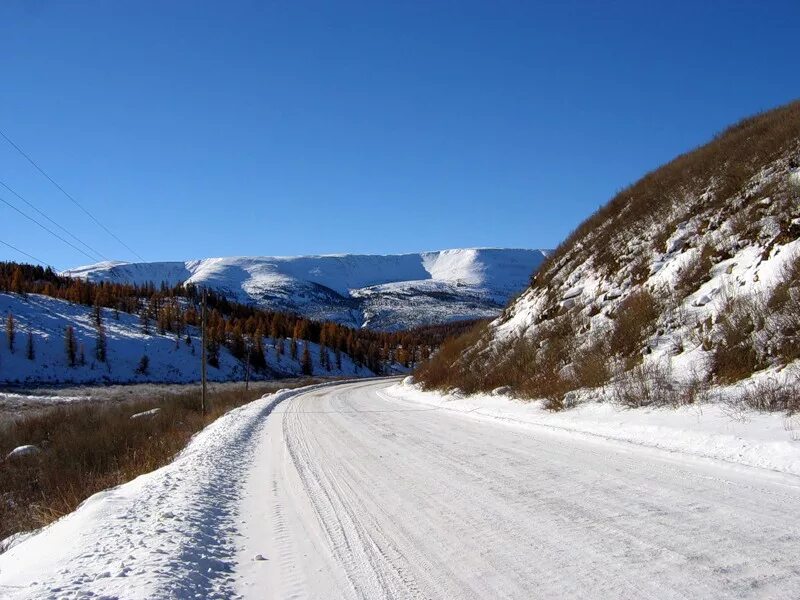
236 379 800 599
2 379 800 599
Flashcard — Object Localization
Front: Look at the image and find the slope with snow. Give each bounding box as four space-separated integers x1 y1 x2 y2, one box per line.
64 248 548 330
2 379 799 599
0 292 372 386
421 102 800 406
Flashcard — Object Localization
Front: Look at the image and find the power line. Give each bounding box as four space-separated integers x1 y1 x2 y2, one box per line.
0 179 108 262
0 193 101 263
0 128 146 262
0 238 50 267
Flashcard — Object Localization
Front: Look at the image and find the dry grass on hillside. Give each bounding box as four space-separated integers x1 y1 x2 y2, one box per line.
533 99 800 289
417 99 800 411
0 379 321 542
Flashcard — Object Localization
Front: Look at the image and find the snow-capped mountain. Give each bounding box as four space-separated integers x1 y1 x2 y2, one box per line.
64 249 548 330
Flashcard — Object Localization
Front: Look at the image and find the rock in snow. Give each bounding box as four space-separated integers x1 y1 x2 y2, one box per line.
130 408 161 420
5 445 41 460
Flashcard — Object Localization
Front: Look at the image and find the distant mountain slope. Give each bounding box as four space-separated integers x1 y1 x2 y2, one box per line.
0 292 373 385
64 249 548 330
417 100 800 410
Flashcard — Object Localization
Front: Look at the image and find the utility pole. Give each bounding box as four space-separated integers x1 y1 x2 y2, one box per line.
244 338 252 392
200 287 207 416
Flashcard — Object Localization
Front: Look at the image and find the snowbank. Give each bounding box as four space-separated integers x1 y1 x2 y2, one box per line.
0 381 347 599
384 381 800 477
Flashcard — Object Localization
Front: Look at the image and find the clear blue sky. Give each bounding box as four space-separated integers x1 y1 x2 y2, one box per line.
1 1 798 269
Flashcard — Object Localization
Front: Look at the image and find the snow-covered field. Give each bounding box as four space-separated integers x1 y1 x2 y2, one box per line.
64 248 548 330
0 292 372 386
3 379 799 599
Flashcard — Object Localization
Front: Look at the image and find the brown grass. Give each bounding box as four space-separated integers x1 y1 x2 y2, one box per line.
0 379 321 542
711 293 766 383
609 289 660 357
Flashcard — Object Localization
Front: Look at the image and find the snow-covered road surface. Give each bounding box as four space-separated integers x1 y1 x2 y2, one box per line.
2 379 800 599
238 380 800 599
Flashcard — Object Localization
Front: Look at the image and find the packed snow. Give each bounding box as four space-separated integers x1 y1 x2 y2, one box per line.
3 379 799 599
63 248 548 330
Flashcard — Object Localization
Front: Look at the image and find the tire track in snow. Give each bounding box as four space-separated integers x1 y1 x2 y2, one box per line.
245 379 800 600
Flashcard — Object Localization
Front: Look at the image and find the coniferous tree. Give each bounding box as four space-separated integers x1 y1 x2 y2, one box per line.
6 313 15 353
95 325 108 363
10 267 24 295
290 337 298 360
140 309 150 335
135 354 150 375
78 343 86 366
65 326 77 367
93 300 103 328
26 327 34 361
301 343 313 376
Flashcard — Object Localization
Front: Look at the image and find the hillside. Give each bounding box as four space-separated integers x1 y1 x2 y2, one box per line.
418 100 800 411
0 292 372 386
63 248 548 331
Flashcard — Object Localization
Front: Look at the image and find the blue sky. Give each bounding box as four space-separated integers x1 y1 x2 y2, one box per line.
1 1 798 269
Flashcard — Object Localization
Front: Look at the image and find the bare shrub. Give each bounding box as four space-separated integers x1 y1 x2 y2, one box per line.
712 293 766 382
609 289 660 357
415 323 489 392
571 341 612 389
613 362 677 407
739 378 800 413
674 244 715 297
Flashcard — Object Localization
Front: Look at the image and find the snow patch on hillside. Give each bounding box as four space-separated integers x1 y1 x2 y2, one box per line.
0 293 372 386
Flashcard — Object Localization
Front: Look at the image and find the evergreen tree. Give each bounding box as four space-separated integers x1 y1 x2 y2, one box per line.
78 343 86 366
6 313 14 353
135 354 150 375
95 325 108 362
290 337 298 360
10 267 24 295
93 300 103 327
301 343 313 376
65 326 77 367
26 328 34 361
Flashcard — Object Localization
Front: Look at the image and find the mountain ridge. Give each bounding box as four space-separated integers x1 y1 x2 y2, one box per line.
64 248 548 331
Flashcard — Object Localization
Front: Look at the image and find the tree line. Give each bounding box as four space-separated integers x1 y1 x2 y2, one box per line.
0 261 478 376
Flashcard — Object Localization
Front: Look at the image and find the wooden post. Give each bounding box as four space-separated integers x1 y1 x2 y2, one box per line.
244 339 251 392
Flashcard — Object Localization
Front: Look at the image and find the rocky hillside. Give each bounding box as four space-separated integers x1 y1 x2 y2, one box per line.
418 100 800 411
64 249 548 331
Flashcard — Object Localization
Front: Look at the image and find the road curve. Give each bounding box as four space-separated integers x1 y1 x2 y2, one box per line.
234 379 800 600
